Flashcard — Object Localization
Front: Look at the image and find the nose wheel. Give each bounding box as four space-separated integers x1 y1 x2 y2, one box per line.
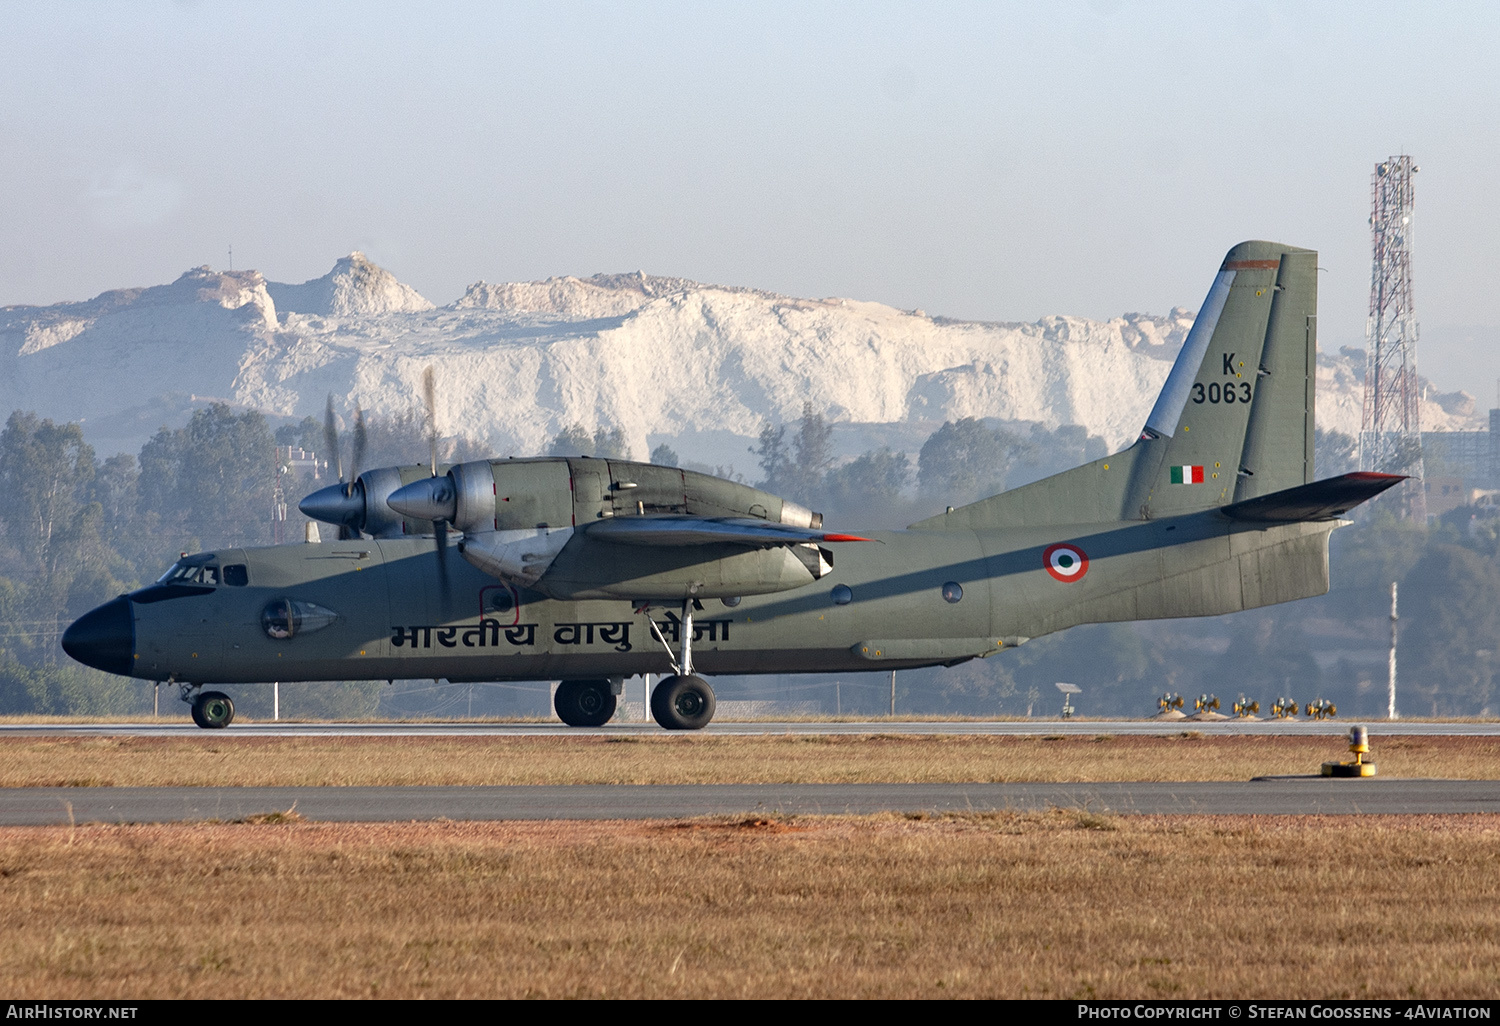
187 689 235 729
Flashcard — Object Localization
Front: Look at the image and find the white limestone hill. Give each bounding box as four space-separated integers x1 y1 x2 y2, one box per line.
0 255 1482 464
267 252 434 317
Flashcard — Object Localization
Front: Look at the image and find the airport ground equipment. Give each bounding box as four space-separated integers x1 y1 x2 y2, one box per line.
61 241 1406 729
1055 682 1081 719
1232 694 1260 718
1306 698 1337 720
1322 724 1376 777
1271 698 1299 719
1158 692 1185 714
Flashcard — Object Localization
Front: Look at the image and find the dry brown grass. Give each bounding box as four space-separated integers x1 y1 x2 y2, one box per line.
1 813 1497 998
1 733 1496 787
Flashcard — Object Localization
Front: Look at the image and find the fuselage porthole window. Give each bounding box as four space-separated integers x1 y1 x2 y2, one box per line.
942 581 963 603
831 584 853 606
261 598 340 640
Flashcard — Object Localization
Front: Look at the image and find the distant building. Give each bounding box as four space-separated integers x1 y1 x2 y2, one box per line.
1424 476 1472 520
1422 412 1499 490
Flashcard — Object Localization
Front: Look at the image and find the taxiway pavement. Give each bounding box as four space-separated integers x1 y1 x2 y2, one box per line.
3 779 1497 825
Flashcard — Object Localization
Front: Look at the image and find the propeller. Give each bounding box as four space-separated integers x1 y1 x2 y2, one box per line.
423 365 439 477
317 394 367 540
324 395 343 489
421 365 449 593
350 402 367 494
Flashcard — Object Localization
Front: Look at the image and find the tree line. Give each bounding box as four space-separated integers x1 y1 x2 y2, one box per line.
4 404 1496 718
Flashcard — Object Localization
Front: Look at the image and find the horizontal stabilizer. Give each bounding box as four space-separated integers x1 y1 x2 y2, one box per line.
1221 472 1404 522
588 515 872 548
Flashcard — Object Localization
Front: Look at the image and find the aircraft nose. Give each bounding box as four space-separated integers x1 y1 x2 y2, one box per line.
61 596 136 676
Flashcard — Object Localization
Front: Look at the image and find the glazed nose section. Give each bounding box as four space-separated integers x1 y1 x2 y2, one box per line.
61 596 135 676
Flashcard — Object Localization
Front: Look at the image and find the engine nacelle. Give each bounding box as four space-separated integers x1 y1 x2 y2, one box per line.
347 455 832 598
399 456 819 534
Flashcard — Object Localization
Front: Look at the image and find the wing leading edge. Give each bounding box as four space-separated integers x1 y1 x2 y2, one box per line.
587 515 873 548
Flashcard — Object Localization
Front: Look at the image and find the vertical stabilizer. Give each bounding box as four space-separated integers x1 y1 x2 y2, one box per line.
913 241 1318 530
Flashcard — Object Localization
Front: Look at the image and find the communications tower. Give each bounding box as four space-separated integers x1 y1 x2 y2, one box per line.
1359 154 1427 519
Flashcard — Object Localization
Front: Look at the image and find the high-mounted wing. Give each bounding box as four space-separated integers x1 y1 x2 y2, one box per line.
587 515 872 547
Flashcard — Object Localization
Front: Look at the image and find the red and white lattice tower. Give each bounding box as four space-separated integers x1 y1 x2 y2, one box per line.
1359 154 1426 519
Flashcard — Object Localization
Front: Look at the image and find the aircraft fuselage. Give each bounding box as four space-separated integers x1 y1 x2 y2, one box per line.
87 510 1335 686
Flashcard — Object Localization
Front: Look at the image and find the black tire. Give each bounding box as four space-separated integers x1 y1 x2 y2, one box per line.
554 679 617 727
193 691 235 729
650 674 716 730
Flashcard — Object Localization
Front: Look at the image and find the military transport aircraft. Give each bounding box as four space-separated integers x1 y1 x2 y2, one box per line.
62 241 1401 729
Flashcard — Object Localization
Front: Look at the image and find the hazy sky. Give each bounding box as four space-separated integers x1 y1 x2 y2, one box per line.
4 2 1498 392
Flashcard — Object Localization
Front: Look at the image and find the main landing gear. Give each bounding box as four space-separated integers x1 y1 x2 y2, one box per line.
553 678 618 727
651 673 715 731
647 599 717 731
180 684 236 729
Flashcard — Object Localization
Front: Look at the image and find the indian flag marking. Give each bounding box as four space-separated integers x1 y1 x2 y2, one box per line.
1170 465 1204 484
1043 542 1089 583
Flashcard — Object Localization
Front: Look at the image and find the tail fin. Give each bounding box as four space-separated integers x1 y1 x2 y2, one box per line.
915 241 1318 530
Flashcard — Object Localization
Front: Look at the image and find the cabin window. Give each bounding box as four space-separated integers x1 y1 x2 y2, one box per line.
942 581 963 604
261 598 339 640
830 584 853 606
223 564 249 587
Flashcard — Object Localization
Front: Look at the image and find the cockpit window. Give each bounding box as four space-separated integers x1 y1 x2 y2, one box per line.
155 561 220 586
223 564 249 587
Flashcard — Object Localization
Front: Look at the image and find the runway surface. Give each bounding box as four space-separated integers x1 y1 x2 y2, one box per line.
4 779 1497 824
6 719 1500 737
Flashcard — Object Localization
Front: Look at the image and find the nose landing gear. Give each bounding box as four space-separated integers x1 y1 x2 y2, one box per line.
179 683 236 729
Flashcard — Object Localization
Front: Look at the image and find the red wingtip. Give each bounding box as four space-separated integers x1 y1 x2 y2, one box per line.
820 533 874 543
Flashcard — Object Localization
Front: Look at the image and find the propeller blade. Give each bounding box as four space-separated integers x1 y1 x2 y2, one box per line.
350 403 367 491
422 364 438 477
434 518 450 594
323 394 343 485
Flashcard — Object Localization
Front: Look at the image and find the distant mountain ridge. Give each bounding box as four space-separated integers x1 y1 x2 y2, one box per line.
0 253 1482 463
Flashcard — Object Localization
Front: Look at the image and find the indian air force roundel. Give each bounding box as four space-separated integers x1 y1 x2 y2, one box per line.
1043 542 1089 582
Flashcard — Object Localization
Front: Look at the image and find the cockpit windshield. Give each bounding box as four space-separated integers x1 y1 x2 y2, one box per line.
156 561 219 586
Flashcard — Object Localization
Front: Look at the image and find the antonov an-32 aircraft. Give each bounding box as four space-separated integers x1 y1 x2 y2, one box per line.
63 241 1400 729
